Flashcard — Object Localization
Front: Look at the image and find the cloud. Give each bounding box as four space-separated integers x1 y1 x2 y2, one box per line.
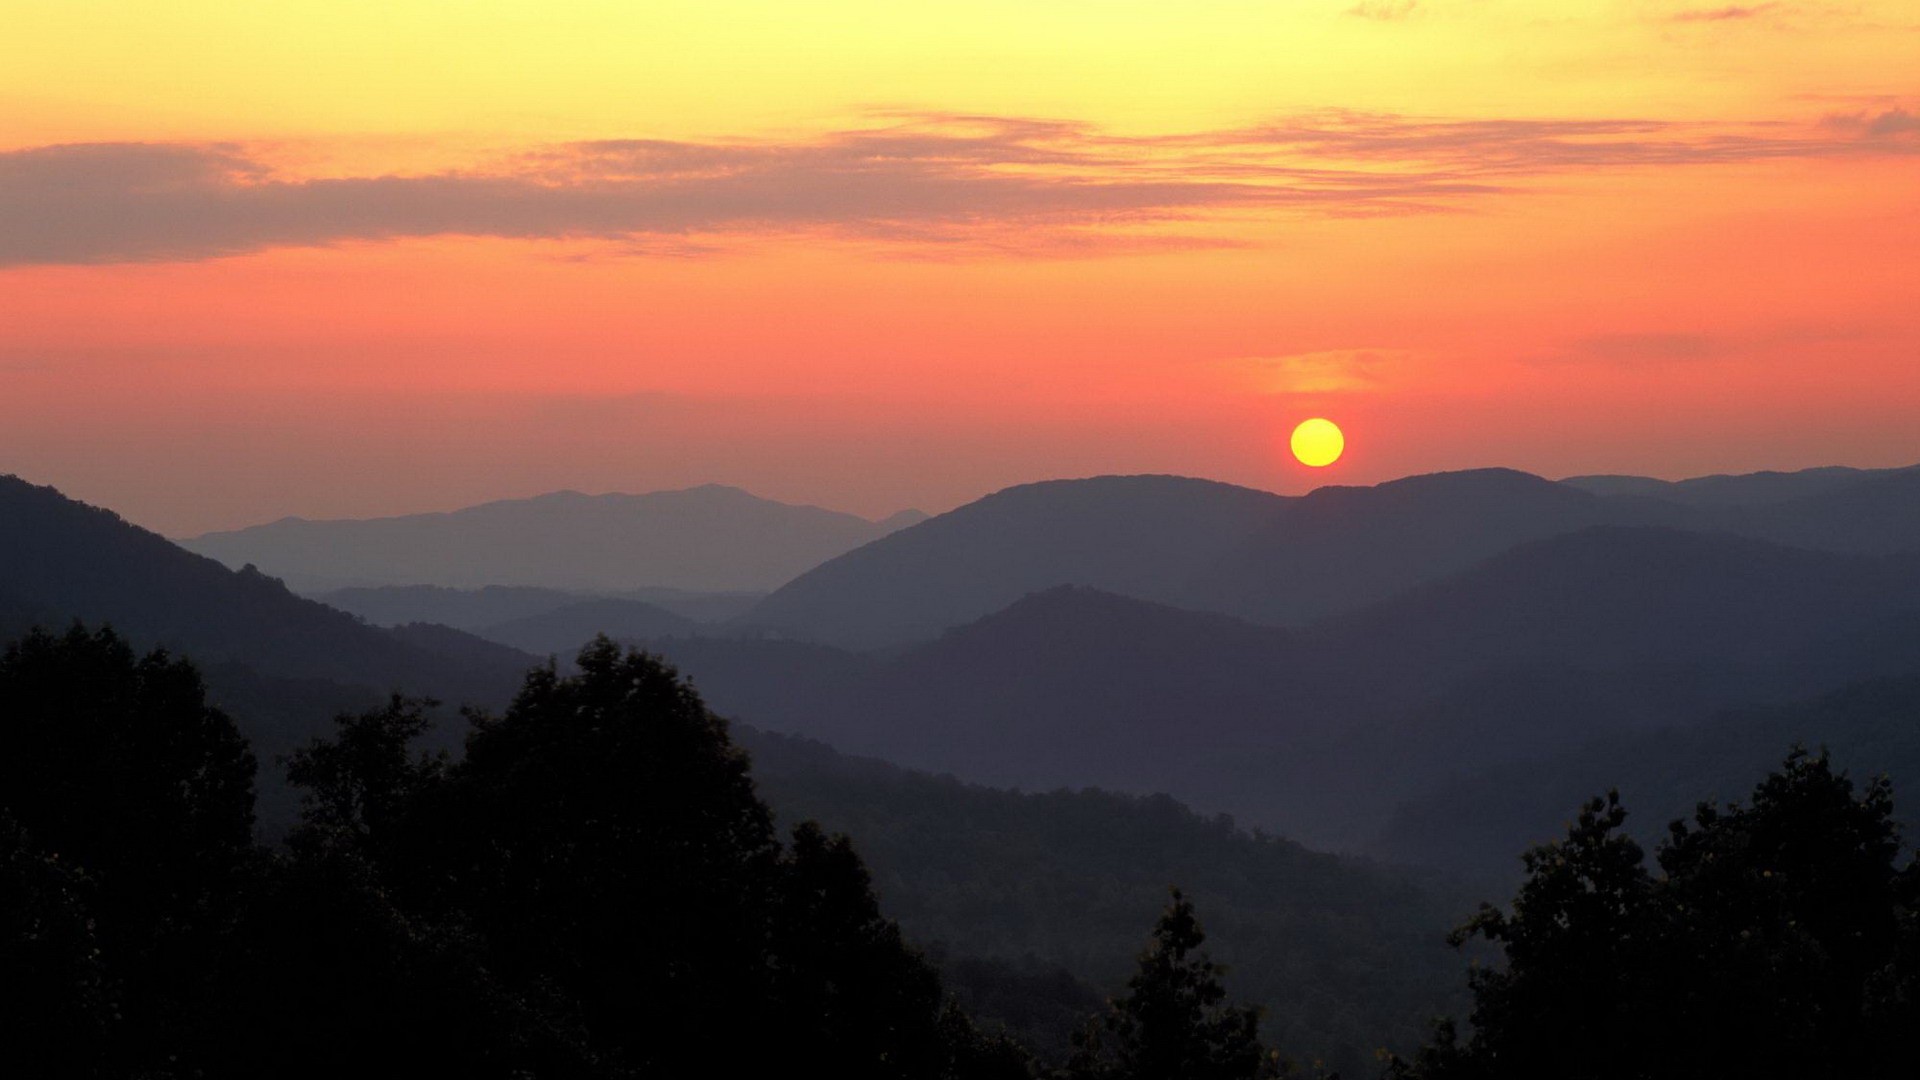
1568 333 1724 364
1229 349 1415 394
1823 107 1920 141
1 109 1912 266
1669 3 1780 22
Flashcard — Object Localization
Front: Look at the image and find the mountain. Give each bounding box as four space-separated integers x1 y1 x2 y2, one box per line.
474 598 701 656
744 464 1920 650
743 475 1292 648
182 484 922 593
736 725 1467 1075
0 474 536 789
1562 462 1917 508
315 582 766 630
1322 525 1920 685
1370 673 1920 879
1194 468 1686 625
312 584 589 630
1731 467 1920 555
744 469 1690 649
653 527 1920 850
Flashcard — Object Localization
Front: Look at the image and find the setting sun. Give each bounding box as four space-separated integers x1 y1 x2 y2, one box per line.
1291 418 1344 468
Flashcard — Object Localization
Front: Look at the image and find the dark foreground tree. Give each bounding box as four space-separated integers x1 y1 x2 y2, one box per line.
0 812 114 1078
0 625 257 1075
1059 889 1287 1080
287 637 1026 1079
1390 750 1920 1080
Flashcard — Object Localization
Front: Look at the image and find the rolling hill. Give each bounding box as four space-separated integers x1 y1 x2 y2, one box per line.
651 526 1920 849
474 597 702 656
183 484 922 593
736 724 1468 1075
745 464 1920 650
1370 672 1920 879
742 475 1294 649
0 474 538 796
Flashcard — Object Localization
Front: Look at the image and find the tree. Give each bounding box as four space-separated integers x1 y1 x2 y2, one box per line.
0 812 115 1079
284 693 446 862
1428 791 1656 1080
284 637 1024 1078
1391 750 1920 1080
1061 889 1284 1080
1651 750 1916 1079
0 624 257 1075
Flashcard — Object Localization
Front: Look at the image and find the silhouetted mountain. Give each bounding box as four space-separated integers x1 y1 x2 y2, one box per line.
385 621 548 673
743 464 1920 650
0 475 533 777
1730 467 1920 554
737 725 1466 1074
316 582 766 631
314 584 588 630
745 475 1292 648
745 470 1697 648
183 484 921 593
475 598 701 656
1370 673 1920 879
654 527 1920 850
1196 469 1686 625
1325 526 1920 684
1562 462 1917 507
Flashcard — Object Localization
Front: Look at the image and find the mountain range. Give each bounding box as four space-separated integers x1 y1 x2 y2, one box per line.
2 469 1480 1075
742 464 1920 648
182 484 927 593
636 521 1920 850
13 460 1920 869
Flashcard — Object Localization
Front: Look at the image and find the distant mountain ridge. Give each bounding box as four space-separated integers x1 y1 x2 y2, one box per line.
743 475 1293 648
1562 462 1918 508
315 583 764 633
182 484 924 593
743 463 1920 648
647 524 1920 849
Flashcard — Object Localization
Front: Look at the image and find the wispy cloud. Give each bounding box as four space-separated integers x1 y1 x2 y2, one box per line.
1822 107 1920 139
1 109 1911 266
1228 348 1417 394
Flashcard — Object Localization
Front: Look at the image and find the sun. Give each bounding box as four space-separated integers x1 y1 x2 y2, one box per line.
1290 418 1344 467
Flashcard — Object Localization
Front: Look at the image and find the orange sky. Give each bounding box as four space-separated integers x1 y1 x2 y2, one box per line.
2 1 1916 534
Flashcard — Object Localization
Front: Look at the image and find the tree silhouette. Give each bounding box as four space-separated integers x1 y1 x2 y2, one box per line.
1061 888 1284 1080
0 812 114 1078
284 693 446 863
0 624 256 1075
1392 750 1920 1080
283 636 1026 1078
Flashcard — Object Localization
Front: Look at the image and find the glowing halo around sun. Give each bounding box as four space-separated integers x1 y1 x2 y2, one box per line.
1290 418 1345 467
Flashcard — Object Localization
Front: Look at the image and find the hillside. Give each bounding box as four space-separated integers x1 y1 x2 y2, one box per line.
654 527 1920 849
1370 673 1920 879
745 465 1920 650
745 469 1689 648
737 725 1467 1075
0 474 534 782
1561 462 1915 507
743 475 1292 649
184 484 919 593
475 598 702 656
1193 468 1683 626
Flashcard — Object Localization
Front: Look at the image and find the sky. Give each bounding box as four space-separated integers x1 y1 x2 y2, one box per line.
2 1 1916 536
